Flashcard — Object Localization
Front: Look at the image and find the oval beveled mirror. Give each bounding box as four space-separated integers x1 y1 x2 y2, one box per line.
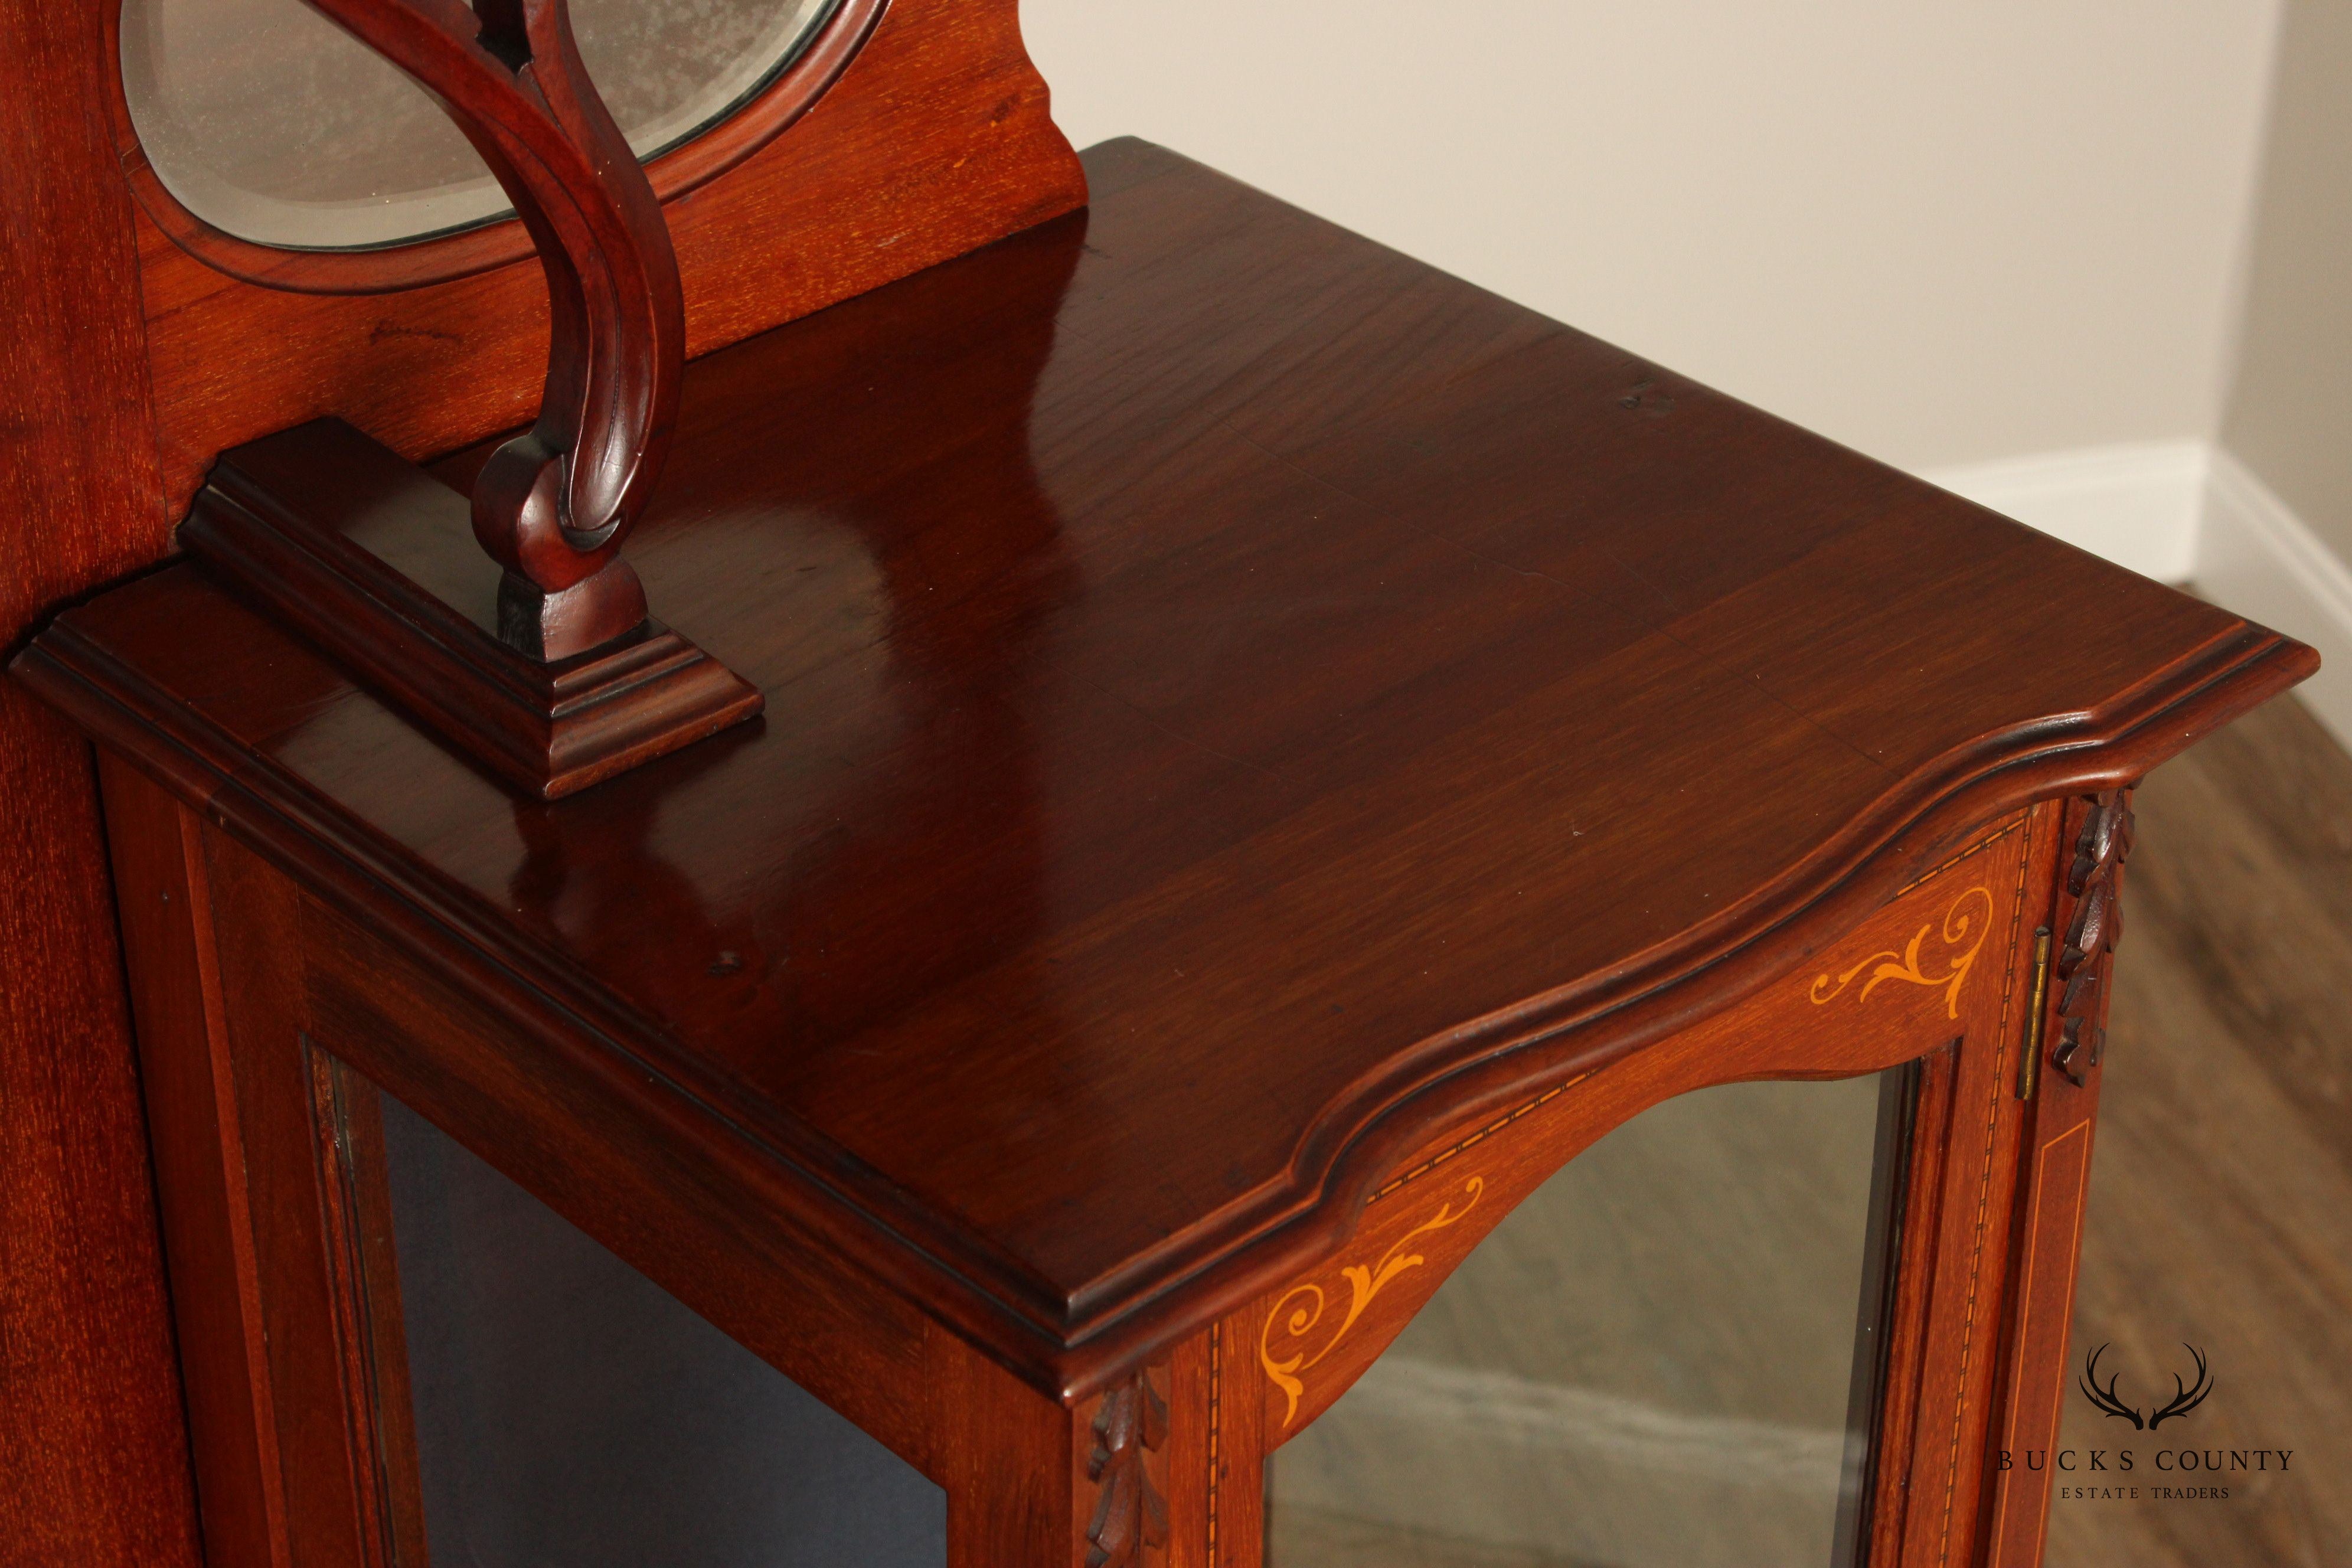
119 0 841 251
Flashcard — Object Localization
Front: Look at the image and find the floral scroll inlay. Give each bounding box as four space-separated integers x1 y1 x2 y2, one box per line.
1809 884 1995 1020
1258 1174 1483 1427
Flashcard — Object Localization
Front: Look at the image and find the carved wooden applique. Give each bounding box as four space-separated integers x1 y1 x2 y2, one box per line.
2051 790 2134 1086
314 0 684 656
1087 1361 1170 1568
175 0 760 796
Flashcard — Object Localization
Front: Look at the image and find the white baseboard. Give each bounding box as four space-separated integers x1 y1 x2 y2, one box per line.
2197 449 2352 755
1919 442 2205 584
1914 439 2350 753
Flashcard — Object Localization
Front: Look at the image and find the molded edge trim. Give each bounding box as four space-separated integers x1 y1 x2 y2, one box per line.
9 613 2317 1402
181 427 765 798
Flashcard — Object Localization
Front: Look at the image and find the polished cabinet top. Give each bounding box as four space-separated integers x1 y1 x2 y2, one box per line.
24 140 2311 1381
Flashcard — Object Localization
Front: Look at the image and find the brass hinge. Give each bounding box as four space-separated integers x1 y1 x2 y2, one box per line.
2017 927 2053 1100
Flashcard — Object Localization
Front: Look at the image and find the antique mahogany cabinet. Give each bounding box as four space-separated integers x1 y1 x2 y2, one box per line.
1 1 2318 1566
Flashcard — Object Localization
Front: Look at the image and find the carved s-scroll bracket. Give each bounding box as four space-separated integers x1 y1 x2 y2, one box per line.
300 0 685 659
1086 1361 1170 1568
175 0 759 796
2049 790 2135 1087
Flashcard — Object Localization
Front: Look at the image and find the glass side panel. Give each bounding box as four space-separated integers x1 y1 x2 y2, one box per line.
1270 1069 1912 1568
119 0 840 250
375 1088 944 1568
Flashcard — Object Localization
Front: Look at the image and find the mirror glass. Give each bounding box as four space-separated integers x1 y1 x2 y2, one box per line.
120 0 840 250
1269 1069 1914 1568
368 1082 945 1568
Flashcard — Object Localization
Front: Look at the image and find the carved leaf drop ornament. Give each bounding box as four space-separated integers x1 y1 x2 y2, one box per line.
1086 1364 1169 1568
2051 791 2134 1086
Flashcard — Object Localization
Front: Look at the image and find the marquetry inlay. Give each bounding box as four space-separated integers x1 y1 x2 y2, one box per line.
1258 1174 1484 1427
1809 883 1996 1020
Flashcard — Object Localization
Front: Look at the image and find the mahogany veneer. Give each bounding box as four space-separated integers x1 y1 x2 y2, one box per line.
0 0 1072 1546
17 141 2315 1567
179 420 765 796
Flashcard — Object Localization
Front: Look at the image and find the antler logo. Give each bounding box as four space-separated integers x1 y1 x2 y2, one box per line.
2079 1342 2214 1430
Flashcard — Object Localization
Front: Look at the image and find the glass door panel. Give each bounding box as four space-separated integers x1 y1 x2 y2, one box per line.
361 1083 945 1568
1269 1069 1913 1568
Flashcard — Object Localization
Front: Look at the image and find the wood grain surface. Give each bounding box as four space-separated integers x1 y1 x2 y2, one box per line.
18 142 2312 1406
0 2 202 1562
4 9 1086 1547
1255 820 2038 1444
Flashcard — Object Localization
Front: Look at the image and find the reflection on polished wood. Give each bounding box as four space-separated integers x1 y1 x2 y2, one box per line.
12 138 2318 1567
21 145 2307 1386
126 0 1083 507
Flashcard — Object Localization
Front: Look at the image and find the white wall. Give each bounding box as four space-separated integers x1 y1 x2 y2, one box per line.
2221 0 2352 564
1023 1 2281 476
2203 0 2352 750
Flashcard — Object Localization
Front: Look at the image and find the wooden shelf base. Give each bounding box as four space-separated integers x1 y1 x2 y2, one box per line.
179 419 762 799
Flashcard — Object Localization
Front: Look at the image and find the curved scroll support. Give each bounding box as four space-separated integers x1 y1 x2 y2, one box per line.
300 0 685 658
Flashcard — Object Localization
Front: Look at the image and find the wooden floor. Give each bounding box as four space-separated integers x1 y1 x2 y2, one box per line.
2048 694 2352 1568
1268 696 2352 1567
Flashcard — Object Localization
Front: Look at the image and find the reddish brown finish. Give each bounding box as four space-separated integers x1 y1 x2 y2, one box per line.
307 0 685 583
1981 793 2132 1565
133 0 1087 519
171 0 780 786
1240 810 2072 1568
98 763 290 1568
312 1056 432 1568
242 0 690 662
1084 1361 1171 1566
180 420 763 796
1161 1319 1250 1568
1868 1041 1960 1568
78 753 1106 1562
0 1 202 1560
1881 809 2061 1568
2049 791 2132 1088
931 1325 1083 1568
19 145 2317 1413
116 0 888 296
0 0 1074 1549
1250 814 2044 1447
99 758 391 1568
